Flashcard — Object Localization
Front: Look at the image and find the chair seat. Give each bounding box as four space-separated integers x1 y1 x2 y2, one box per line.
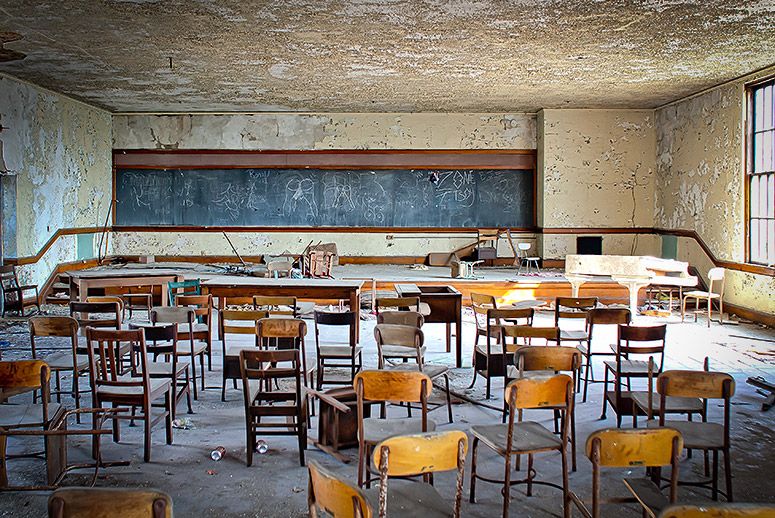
175 342 209 356
0 403 63 429
319 345 363 357
471 421 562 455
138 361 189 378
381 345 426 358
604 359 651 375
560 329 588 341
683 291 720 299
96 378 171 399
474 343 517 356
177 323 210 334
385 363 448 379
364 480 452 518
44 352 89 371
362 417 436 445
647 420 725 449
630 392 704 414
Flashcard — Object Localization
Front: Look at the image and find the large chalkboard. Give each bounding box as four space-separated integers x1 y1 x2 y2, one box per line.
115 168 534 228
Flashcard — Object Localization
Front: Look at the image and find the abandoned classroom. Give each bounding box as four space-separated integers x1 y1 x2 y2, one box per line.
0 2 773 517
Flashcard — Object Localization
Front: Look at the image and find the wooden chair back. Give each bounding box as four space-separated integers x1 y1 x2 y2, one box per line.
471 293 497 330
257 317 306 340
167 279 200 306
504 373 572 411
314 311 357 352
175 294 211 321
354 370 431 404
617 324 667 355
488 307 534 323
85 327 149 393
29 316 79 360
555 296 598 323
515 346 581 373
69 301 121 332
137 323 178 358
658 504 775 518
708 268 725 297
588 308 631 340
0 265 16 286
376 311 424 328
253 296 298 316
220 309 267 336
501 324 560 344
308 460 372 518
373 431 467 518
373 324 423 348
151 306 196 325
86 296 125 313
0 359 50 390
375 297 420 314
48 487 173 517
588 427 683 468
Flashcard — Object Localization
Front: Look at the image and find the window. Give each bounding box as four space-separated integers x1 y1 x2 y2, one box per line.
747 78 775 265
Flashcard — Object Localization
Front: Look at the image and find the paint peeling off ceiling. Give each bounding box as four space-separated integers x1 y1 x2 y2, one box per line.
0 0 773 113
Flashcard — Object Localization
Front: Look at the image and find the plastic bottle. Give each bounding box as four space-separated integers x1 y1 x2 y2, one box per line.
256 440 269 454
210 446 226 461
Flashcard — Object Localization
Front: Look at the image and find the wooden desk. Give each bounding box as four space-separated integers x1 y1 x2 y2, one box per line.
395 284 463 368
201 277 363 341
68 269 184 305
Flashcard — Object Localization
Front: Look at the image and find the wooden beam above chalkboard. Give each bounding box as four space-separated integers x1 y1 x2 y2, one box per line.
113 149 536 170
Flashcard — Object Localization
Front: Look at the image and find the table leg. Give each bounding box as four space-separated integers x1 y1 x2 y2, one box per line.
350 289 360 342
78 280 89 302
455 316 462 369
160 283 169 307
445 323 452 353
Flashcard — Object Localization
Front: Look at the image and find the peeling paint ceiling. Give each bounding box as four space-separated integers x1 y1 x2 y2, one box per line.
0 0 773 113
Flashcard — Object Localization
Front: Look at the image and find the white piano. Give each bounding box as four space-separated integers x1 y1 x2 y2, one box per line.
565 255 698 315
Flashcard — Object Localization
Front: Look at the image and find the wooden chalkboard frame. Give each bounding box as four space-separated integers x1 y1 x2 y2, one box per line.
112 149 537 232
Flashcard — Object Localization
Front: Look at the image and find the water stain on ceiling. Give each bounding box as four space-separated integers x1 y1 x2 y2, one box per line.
0 0 773 113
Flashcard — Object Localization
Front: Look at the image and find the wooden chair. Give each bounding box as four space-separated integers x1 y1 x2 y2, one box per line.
122 287 154 321
257 318 312 389
470 374 572 518
470 308 534 399
517 242 541 274
682 267 725 327
354 370 434 487
175 294 213 371
69 301 122 335
240 348 308 466
505 344 580 470
602 324 667 426
219 309 267 401
555 297 597 351
581 308 631 402
308 460 372 518
0 360 127 490
314 311 362 390
470 293 499 352
151 307 206 399
631 360 706 429
267 260 294 278
85 327 173 462
368 431 468 518
376 310 424 328
130 321 192 419
648 370 736 501
659 504 775 518
85 296 125 316
374 324 453 424
48 487 173 517
29 316 90 417
569 427 683 518
167 279 200 306
0 264 39 316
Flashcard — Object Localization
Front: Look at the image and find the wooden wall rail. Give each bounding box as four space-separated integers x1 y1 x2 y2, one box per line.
7 225 775 278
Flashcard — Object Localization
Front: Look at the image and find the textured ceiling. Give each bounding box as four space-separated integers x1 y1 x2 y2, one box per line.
0 0 773 113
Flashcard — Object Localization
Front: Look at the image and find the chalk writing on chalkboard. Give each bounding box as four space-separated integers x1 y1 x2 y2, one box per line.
115 168 534 228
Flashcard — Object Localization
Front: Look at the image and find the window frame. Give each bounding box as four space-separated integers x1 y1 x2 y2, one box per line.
745 76 775 266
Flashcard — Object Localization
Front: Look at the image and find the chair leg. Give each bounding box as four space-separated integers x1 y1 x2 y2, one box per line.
246 424 253 467
723 447 733 502
190 356 199 400
712 449 719 500
221 376 227 402
503 450 512 518
73 372 81 424
707 298 712 328
185 370 193 414
55 372 62 404
600 368 609 420
144 405 152 463
165 390 174 445
527 453 534 496
200 353 206 391
485 375 491 400
571 410 577 472
681 297 686 322
561 446 571 518
444 374 453 423
469 437 479 503
583 354 592 403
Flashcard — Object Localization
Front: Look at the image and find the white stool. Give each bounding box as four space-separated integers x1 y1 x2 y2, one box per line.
517 243 541 274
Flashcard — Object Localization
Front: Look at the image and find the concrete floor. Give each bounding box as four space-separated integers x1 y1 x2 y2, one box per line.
0 305 773 517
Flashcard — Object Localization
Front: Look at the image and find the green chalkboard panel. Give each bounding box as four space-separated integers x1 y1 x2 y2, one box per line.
115 168 534 228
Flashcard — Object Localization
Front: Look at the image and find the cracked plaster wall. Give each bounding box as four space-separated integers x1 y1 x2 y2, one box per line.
0 75 112 288
655 67 775 314
111 112 537 257
539 109 658 259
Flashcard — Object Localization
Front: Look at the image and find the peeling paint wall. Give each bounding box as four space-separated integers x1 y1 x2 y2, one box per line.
539 109 658 258
656 67 775 314
0 75 112 287
111 112 537 258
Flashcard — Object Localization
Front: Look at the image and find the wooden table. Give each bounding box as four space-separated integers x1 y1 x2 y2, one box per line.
395 284 463 368
201 277 364 341
68 269 184 305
